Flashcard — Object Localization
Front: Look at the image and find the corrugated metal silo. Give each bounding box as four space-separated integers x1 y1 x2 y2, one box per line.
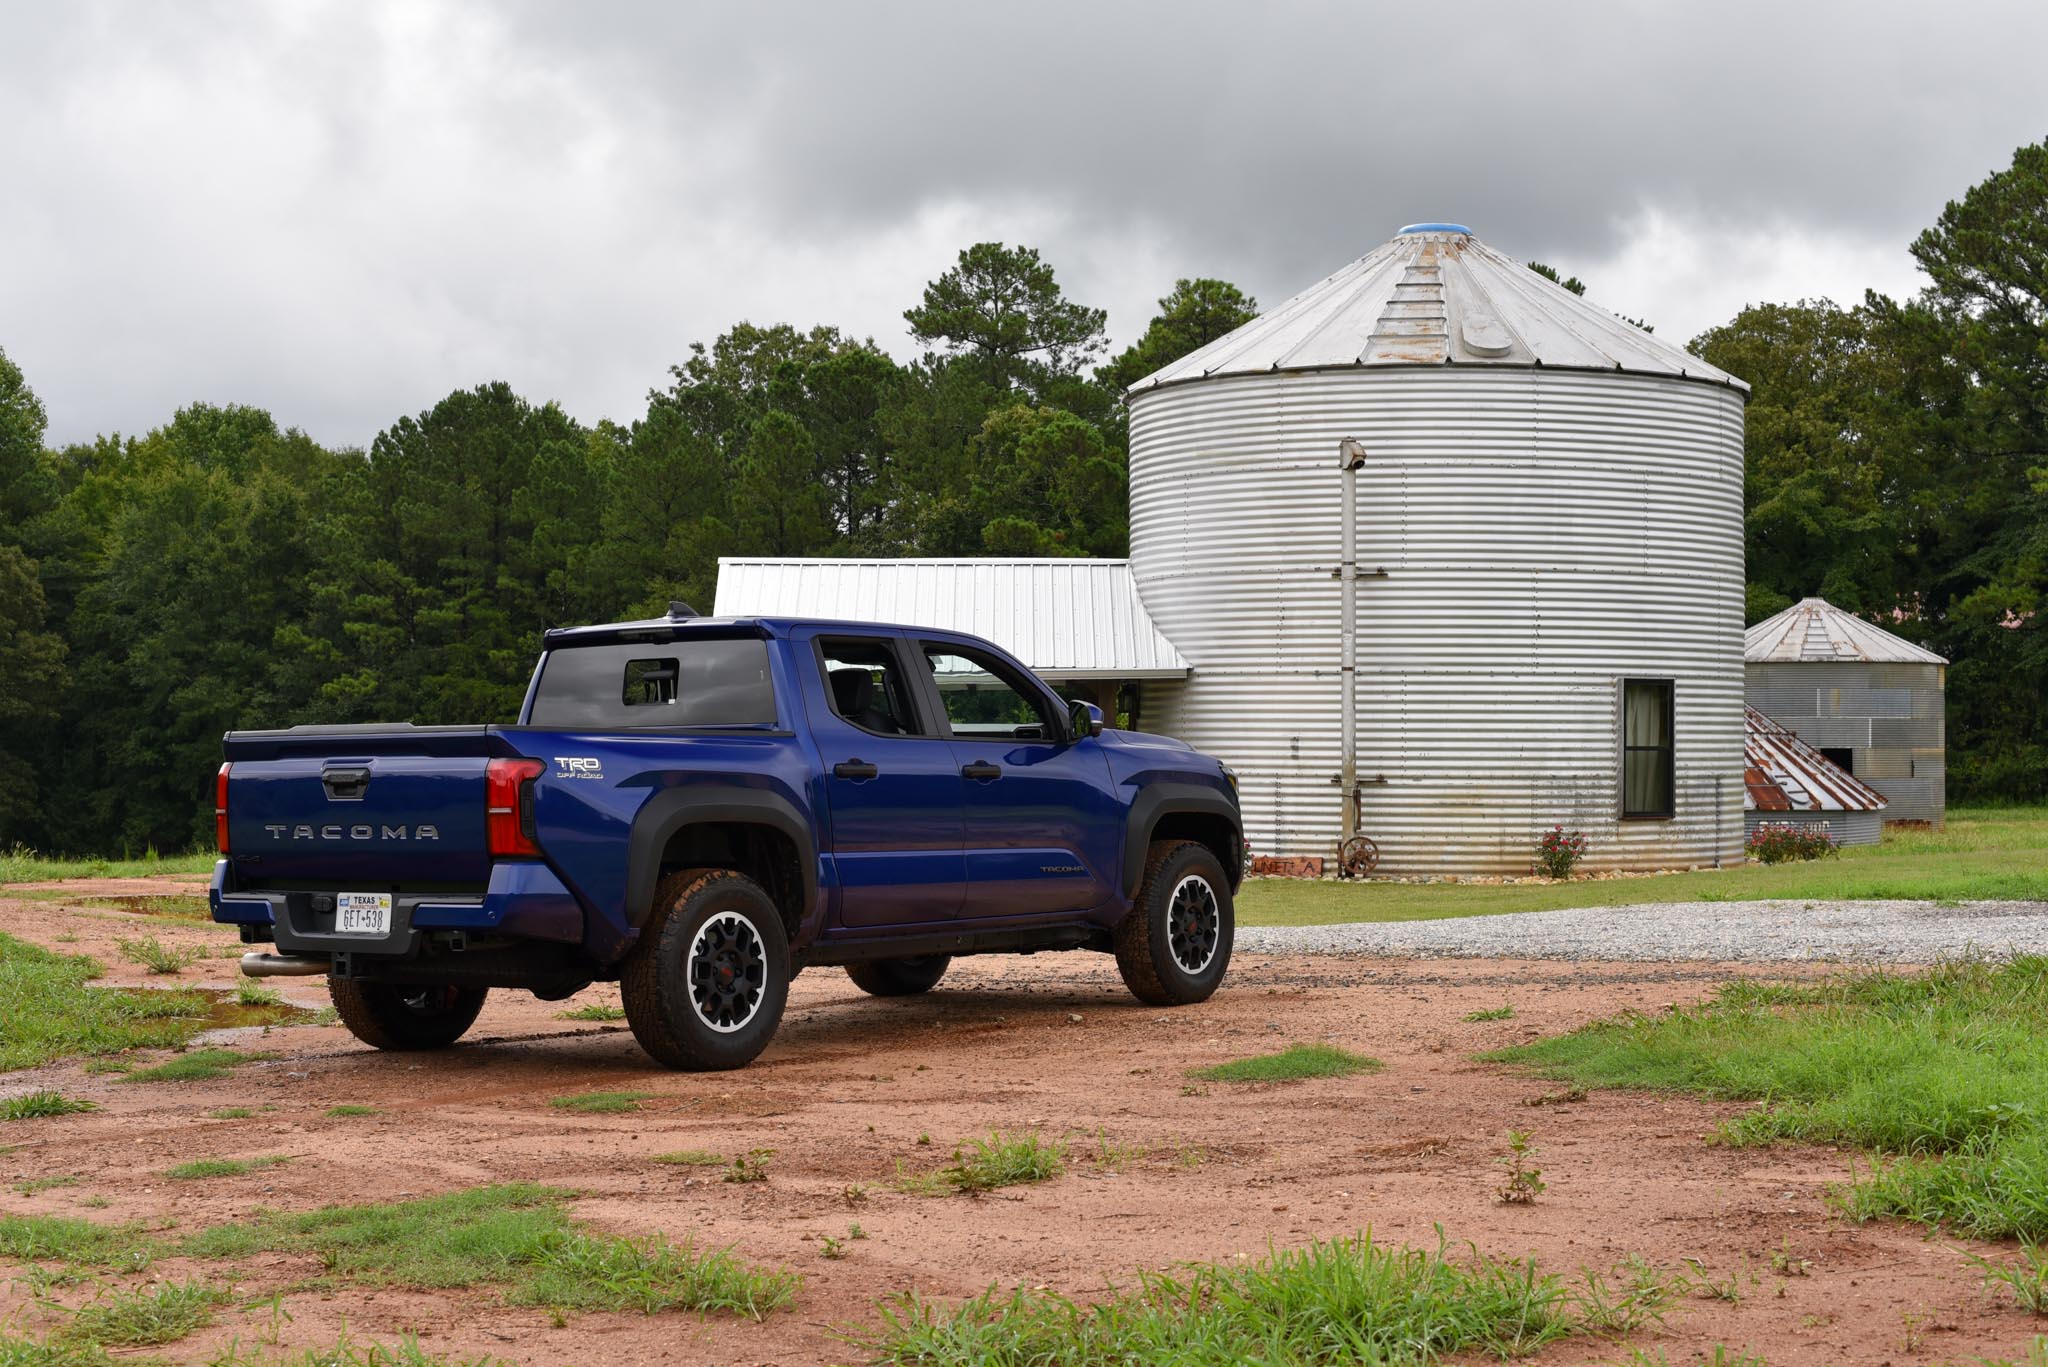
1126 225 1749 873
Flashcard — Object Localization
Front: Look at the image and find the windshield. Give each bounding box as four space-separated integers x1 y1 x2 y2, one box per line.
525 639 777 729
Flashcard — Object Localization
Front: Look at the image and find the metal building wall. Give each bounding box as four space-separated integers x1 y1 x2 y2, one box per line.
1129 366 1747 874
1744 809 1883 847
1744 661 1946 826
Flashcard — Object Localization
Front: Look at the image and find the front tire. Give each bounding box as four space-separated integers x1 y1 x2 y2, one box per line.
328 979 488 1051
622 869 790 1071
845 954 950 997
1114 840 1234 1006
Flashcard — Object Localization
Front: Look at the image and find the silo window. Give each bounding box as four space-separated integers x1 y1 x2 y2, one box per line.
1621 679 1675 819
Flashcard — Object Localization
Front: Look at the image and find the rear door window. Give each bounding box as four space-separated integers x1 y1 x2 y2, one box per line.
527 640 777 729
818 638 927 737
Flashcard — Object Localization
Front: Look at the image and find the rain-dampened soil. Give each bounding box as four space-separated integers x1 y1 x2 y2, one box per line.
1 879 2040 1365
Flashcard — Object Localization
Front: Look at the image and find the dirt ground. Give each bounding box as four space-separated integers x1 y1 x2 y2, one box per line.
2 879 2042 1365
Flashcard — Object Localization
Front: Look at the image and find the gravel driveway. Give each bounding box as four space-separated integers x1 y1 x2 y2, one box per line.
1239 899 2048 963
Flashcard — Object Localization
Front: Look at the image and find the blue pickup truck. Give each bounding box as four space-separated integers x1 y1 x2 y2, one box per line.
211 608 1243 1070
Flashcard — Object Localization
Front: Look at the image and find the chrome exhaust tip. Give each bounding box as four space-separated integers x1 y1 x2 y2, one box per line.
240 951 330 978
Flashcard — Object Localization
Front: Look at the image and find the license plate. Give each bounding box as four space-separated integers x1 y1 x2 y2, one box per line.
334 892 392 936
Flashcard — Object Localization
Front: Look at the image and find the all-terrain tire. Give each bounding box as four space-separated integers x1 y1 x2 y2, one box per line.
844 954 951 997
328 979 489 1051
1114 839 1234 1006
621 868 790 1071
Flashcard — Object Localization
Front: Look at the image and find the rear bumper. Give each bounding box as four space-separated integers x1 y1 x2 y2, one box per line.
209 859 585 954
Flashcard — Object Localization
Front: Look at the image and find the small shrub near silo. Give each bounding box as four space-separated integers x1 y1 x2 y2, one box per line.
1533 827 1589 879
1746 823 1839 864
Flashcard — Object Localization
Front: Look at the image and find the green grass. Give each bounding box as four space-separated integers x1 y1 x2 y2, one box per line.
941 1132 1066 1193
234 980 283 1007
116 1048 262 1084
1238 805 2048 926
0 933 216 1072
1489 957 2048 1239
548 1090 652 1114
867 1230 1676 1365
652 1149 724 1167
326 1104 377 1118
1463 1003 1517 1022
0 849 216 885
207 1107 255 1119
12 1177 79 1195
0 1092 96 1122
1188 1043 1382 1084
0 1214 157 1271
204 1329 518 1366
113 935 204 975
60 1279 232 1346
0 1331 121 1366
181 1183 797 1318
167 1155 292 1181
556 1003 626 1021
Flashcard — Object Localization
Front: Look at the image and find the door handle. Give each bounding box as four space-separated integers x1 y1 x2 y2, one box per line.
833 760 879 781
961 761 1001 782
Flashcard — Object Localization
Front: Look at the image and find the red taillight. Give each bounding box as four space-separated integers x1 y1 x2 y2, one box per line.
214 762 231 854
486 757 546 858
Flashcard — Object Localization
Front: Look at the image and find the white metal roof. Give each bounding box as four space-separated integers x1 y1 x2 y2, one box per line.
713 558 1190 679
1744 597 1946 665
1130 223 1747 394
1744 706 1890 813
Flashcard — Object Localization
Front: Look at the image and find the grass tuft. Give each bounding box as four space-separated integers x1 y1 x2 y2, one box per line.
940 1132 1066 1194
0 849 216 884
511 1230 801 1318
234 980 283 1007
1463 1003 1517 1022
0 1213 157 1271
1 1092 96 1122
113 936 205 975
548 1090 652 1114
556 1003 626 1022
866 1230 1674 1365
327 1104 377 1118
652 1149 723 1167
1490 957 2048 1239
61 1279 232 1346
167 1155 292 1181
1188 1043 1382 1084
117 1048 261 1084
13 1176 80 1195
206 1107 255 1120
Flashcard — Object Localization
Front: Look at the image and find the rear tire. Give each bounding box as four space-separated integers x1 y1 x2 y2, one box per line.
328 979 488 1051
845 954 951 997
1114 839 1233 1006
621 869 790 1071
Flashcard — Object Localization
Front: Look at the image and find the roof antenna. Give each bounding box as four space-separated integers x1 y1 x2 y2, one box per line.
667 601 698 620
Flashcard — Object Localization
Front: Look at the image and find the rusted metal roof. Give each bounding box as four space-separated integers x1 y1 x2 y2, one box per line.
1744 597 1946 665
1744 705 1889 813
1129 224 1747 394
712 557 1189 680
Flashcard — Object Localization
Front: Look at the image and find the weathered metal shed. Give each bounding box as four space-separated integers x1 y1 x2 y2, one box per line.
1743 597 1946 828
1744 705 1889 846
1126 224 1749 874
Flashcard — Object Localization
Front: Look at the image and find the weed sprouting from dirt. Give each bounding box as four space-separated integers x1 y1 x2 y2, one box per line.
1496 1129 1545 1205
821 1234 846 1260
204 1328 517 1366
842 1183 871 1208
867 1230 1674 1365
59 1278 233 1346
1 1092 96 1122
114 936 205 975
556 1003 626 1022
1522 1087 1586 1107
207 1107 255 1120
1970 1239 2048 1315
1088 1127 1145 1173
167 1155 292 1181
117 1049 262 1084
1187 1043 1381 1084
548 1090 653 1114
723 1148 774 1184
234 980 283 1008
653 1149 723 1167
1463 1002 1517 1022
0 1213 157 1272
327 1105 378 1118
939 1132 1067 1194
13 1176 79 1195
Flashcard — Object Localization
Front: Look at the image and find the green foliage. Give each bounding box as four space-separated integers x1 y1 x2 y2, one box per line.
905 242 1107 398
547 1090 652 1114
555 1002 624 1022
1746 822 1839 863
1489 957 2048 1238
0 1214 156 1271
0 932 217 1072
1097 278 1259 395
867 1230 1675 1365
203 1330 516 1367
1188 1043 1382 1083
650 1149 723 1166
940 1132 1066 1193
116 1048 260 1084
166 1155 292 1181
0 1092 96 1122
60 1279 232 1346
113 935 203 975
325 1104 376 1118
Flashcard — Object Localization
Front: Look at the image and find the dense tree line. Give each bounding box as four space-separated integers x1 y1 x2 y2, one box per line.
0 247 1256 853
4 138 2045 855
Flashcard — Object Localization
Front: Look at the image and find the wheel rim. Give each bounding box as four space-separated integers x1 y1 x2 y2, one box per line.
1167 874 1221 975
689 909 768 1033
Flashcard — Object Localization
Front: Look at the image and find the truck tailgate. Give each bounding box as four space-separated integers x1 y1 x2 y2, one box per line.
222 725 509 887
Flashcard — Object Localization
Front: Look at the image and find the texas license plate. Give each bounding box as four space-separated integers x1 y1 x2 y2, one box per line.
334 892 393 936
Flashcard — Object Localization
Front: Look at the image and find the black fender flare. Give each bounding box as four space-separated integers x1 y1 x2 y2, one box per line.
1122 781 1244 898
624 785 819 932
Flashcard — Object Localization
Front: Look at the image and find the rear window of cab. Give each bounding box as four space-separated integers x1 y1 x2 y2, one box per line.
525 640 777 729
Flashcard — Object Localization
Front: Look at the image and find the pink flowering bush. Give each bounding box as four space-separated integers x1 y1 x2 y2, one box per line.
1747 822 1838 864
1533 826 1589 879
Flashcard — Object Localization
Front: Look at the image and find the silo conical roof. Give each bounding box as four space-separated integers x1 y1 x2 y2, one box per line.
1130 224 1747 394
1744 597 1946 665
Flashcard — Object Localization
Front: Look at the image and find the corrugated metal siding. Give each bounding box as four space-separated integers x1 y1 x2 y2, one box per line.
1742 660 1945 826
712 558 1188 679
1745 809 1882 847
1130 366 1746 874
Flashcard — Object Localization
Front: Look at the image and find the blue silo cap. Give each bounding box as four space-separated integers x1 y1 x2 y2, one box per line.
1397 223 1473 235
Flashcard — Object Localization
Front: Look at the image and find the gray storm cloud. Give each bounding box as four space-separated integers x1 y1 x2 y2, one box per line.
2 0 2042 447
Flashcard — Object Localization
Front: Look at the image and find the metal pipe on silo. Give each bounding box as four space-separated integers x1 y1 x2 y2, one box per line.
1337 438 1367 842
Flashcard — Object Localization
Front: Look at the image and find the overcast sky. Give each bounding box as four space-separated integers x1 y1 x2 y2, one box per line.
4 1 2044 449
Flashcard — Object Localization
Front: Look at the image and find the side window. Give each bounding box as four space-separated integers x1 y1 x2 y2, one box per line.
818 638 925 737
922 645 1054 740
1621 678 1675 818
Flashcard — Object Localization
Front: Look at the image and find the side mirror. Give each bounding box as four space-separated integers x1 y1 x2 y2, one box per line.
1066 699 1105 741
